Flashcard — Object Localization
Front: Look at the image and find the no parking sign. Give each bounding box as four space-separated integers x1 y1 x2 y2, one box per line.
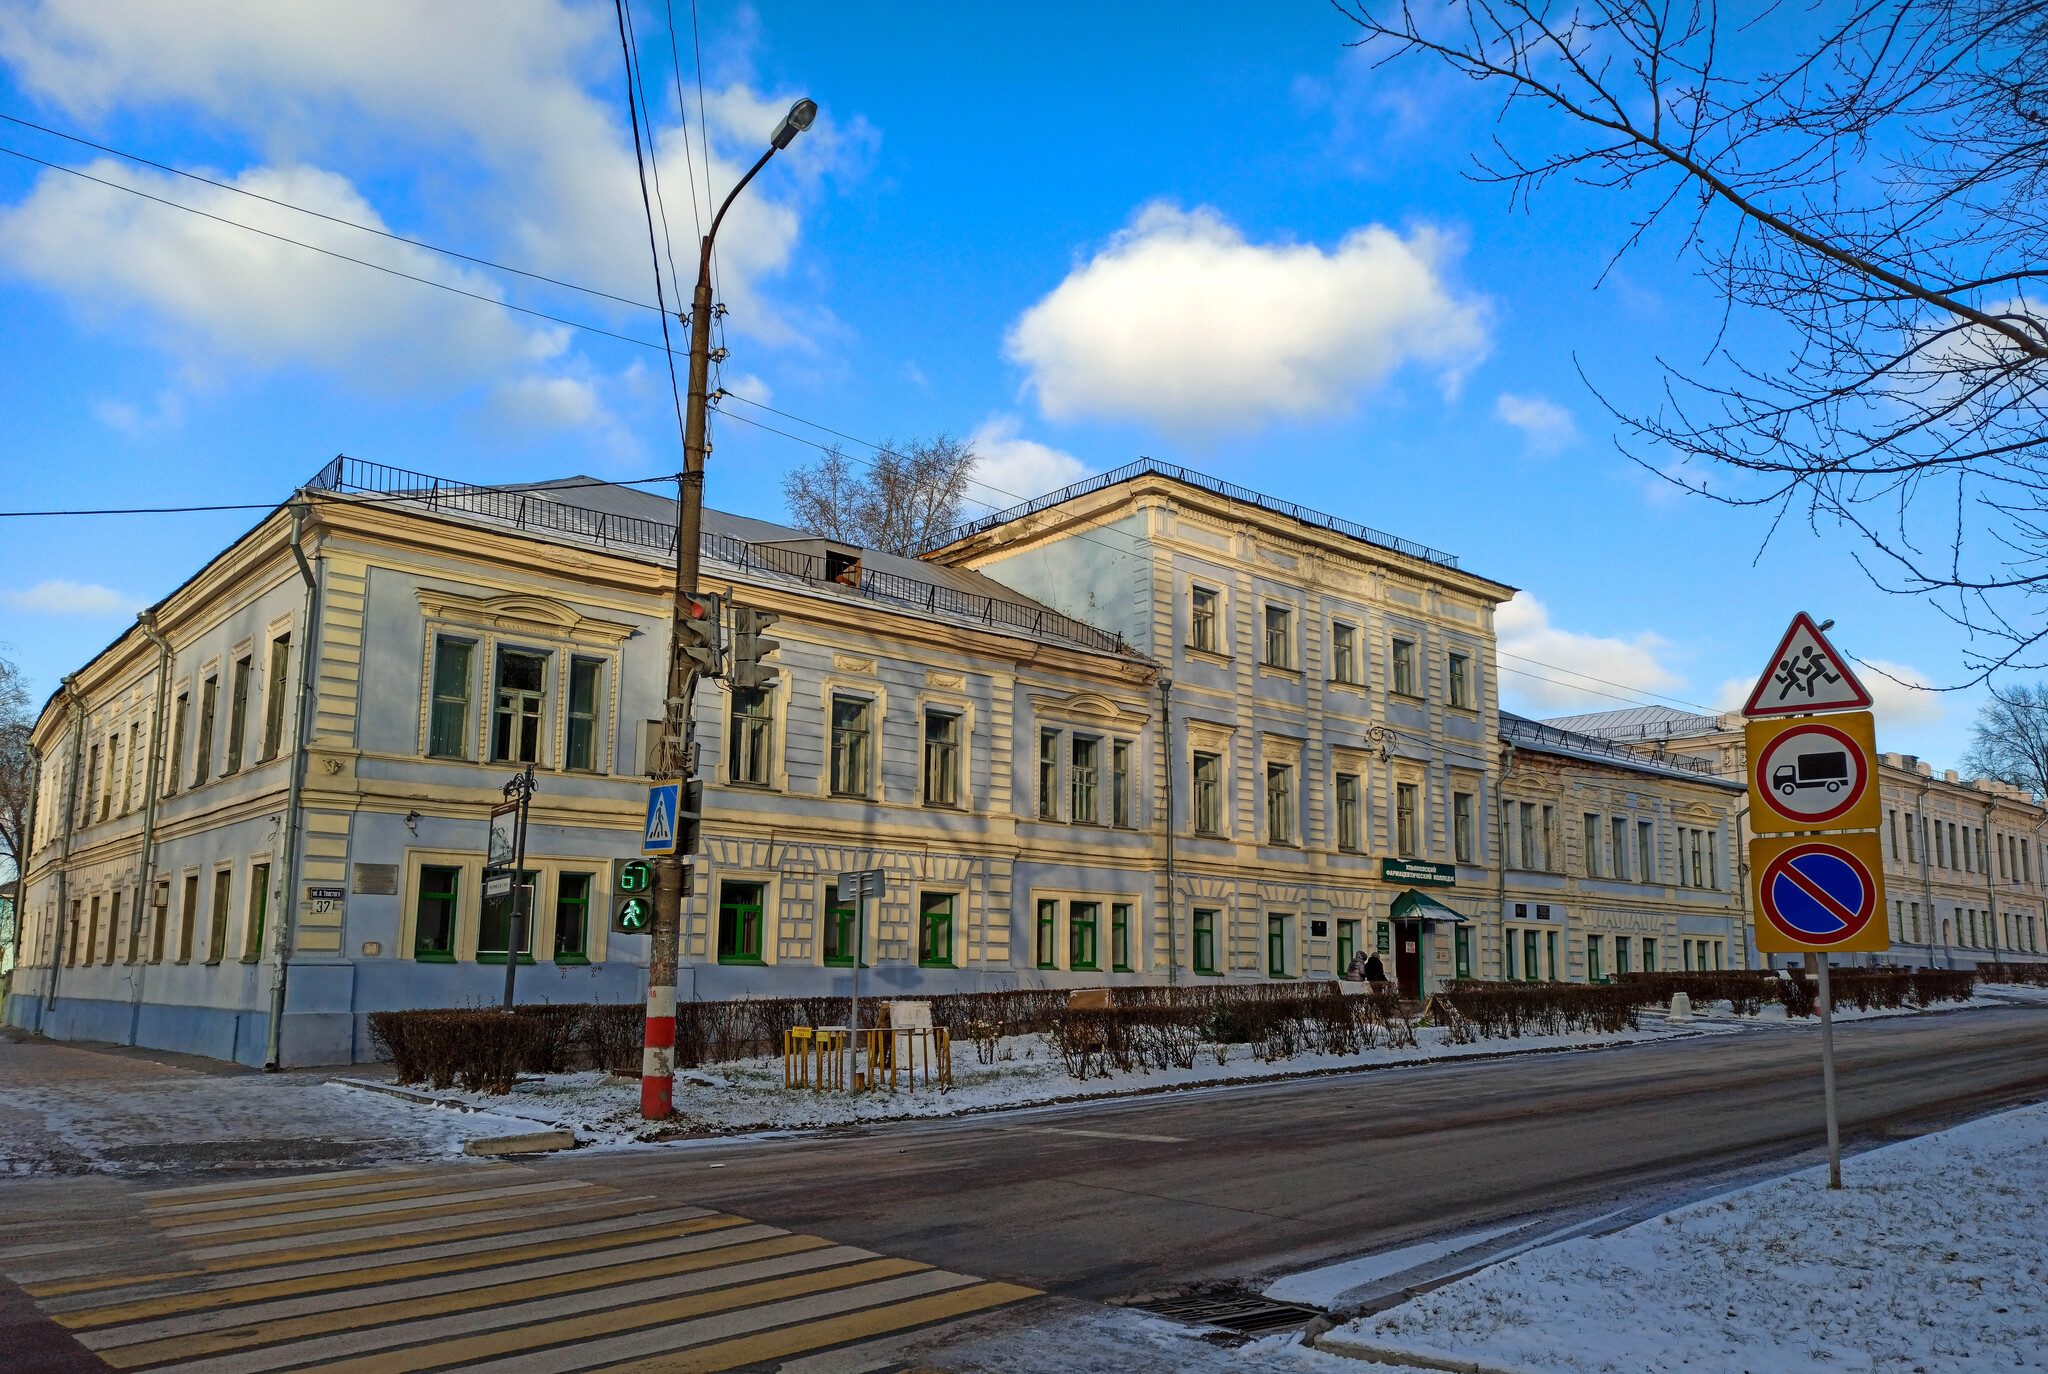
1750 832 1890 953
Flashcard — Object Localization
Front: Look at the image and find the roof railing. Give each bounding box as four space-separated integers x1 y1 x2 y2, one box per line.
1503 715 1722 778
930 457 1461 569
307 456 1130 656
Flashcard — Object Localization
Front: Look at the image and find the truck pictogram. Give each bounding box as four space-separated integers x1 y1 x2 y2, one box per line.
1773 750 1850 795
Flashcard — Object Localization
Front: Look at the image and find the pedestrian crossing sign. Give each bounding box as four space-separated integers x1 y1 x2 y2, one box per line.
643 783 679 855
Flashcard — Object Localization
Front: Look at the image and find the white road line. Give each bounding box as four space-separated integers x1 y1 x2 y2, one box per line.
147 1168 518 1219
178 1192 639 1263
1016 1127 1189 1143
165 1245 883 1374
137 1164 500 1201
159 1179 599 1238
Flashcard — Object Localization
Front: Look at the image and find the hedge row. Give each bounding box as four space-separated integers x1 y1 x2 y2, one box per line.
1977 961 2048 986
1617 968 1977 1017
1430 981 1641 1039
367 1009 546 1094
1043 987 1416 1079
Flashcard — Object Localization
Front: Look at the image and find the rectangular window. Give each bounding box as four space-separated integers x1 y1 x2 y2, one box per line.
1906 813 1918 862
729 687 775 785
178 873 198 962
554 872 593 961
206 869 231 964
193 676 218 785
1455 925 1472 979
1391 638 1417 696
261 634 292 760
1037 729 1059 819
1519 802 1536 869
1541 805 1557 870
1611 817 1629 880
1332 623 1358 684
922 710 961 807
122 724 139 813
478 869 537 961
1546 930 1559 980
1691 830 1706 888
1337 918 1359 973
414 867 458 959
118 890 136 964
1707 831 1720 889
1949 822 1959 869
1505 927 1519 980
831 696 873 797
1267 762 1294 845
1587 934 1605 983
1526 928 1542 983
102 734 119 820
1193 909 1218 974
1072 736 1100 823
1638 821 1654 883
224 656 251 774
1642 937 1657 972
167 692 189 795
1264 605 1292 668
1193 751 1222 834
1615 936 1632 975
716 881 765 963
822 884 858 967
565 658 603 771
1069 901 1100 970
1584 813 1602 877
241 863 269 962
1112 902 1132 971
1454 792 1474 864
919 892 955 968
427 638 473 759
1190 586 1218 652
86 742 102 822
1396 782 1418 856
1337 774 1363 852
492 649 547 764
1111 740 1131 827
1267 914 1288 977
1448 652 1471 708
1036 899 1058 969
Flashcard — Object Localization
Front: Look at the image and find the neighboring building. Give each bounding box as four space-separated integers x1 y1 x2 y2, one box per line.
1496 713 1749 982
1553 705 2048 968
927 459 1518 997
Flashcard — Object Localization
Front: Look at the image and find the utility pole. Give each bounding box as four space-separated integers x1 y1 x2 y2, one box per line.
641 97 818 1121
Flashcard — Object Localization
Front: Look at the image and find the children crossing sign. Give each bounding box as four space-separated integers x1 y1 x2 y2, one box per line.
1742 611 1874 717
643 783 679 855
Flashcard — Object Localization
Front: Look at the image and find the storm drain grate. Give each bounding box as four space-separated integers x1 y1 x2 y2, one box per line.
1133 1292 1324 1336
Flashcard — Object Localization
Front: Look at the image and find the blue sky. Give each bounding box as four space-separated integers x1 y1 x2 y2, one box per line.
0 1 1980 762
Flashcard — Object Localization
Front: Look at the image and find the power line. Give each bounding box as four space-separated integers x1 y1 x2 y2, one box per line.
1494 650 1715 713
0 111 660 315
613 0 691 458
0 473 684 518
0 143 667 353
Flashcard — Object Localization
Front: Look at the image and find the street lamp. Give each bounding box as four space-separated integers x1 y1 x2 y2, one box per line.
643 97 817 1122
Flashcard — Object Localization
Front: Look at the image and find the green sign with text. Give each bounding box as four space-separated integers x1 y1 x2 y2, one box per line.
1381 858 1456 888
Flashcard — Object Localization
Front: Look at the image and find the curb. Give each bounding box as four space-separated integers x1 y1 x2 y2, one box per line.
1312 1332 1538 1374
464 1129 578 1156
330 1077 559 1128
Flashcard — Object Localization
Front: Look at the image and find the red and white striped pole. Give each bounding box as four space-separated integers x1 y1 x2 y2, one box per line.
641 887 678 1118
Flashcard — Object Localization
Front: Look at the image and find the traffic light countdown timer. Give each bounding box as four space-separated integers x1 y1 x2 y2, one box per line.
613 858 655 934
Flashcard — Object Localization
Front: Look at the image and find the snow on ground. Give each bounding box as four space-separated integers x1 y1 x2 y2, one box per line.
1322 1100 2048 1374
409 1020 1732 1145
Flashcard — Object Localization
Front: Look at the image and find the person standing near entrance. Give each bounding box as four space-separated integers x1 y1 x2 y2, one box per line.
1363 952 1388 985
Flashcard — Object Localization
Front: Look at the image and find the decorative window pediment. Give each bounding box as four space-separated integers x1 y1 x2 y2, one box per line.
417 589 635 646
1029 689 1148 728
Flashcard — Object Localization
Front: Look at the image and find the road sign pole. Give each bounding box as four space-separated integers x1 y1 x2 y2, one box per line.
1817 960 1842 1189
850 884 864 1091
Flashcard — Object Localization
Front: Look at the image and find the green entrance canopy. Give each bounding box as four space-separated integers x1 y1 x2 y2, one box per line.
1389 889 1467 923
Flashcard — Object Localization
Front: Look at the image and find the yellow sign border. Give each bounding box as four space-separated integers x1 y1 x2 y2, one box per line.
1750 830 1890 953
1745 711 1880 835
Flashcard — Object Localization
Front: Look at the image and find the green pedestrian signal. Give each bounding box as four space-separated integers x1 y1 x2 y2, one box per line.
614 895 652 933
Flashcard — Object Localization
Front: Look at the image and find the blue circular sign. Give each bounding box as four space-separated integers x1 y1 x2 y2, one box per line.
1760 842 1877 945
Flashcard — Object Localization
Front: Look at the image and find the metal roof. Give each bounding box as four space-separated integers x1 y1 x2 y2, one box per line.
1502 711 1741 788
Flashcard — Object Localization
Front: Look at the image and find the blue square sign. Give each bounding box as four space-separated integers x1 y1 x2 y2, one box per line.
643 783 679 855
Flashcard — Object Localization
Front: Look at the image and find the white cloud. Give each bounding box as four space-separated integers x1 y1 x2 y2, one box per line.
1496 392 1578 451
1713 658 1944 727
721 372 773 405
1005 202 1487 433
968 416 1090 505
0 2 863 381
5 580 144 616
489 375 599 432
1496 592 1687 714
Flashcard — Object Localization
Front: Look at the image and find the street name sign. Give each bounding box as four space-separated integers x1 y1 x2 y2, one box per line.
642 783 679 855
1746 711 1880 834
1750 831 1890 953
1742 612 1874 717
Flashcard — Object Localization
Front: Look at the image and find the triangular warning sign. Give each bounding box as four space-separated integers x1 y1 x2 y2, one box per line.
1742 612 1874 717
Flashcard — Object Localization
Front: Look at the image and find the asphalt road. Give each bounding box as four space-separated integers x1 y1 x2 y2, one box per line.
538 1004 2048 1303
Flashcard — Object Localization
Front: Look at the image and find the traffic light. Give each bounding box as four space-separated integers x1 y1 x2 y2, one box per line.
677 778 704 856
675 592 723 676
612 857 655 934
730 606 782 690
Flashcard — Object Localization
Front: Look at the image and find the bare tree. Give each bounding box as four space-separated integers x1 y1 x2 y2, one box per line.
0 653 33 876
781 435 977 555
1960 685 2048 798
1340 0 2047 678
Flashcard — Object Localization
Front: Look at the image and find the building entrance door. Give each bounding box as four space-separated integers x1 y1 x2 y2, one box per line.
1394 920 1422 999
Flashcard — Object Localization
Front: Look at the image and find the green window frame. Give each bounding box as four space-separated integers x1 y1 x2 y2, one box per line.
1615 936 1633 975
1641 937 1657 972
1587 934 1605 983
1505 927 1520 979
415 865 458 961
1454 925 1472 979
1337 918 1359 972
1036 899 1058 969
1545 930 1558 980
1267 914 1289 978
1524 928 1540 982
823 884 858 966
241 862 269 962
717 881 765 964
565 658 603 771
428 638 473 759
478 869 538 963
1111 902 1132 972
555 872 593 962
918 892 955 968
1193 909 1218 975
1069 901 1100 971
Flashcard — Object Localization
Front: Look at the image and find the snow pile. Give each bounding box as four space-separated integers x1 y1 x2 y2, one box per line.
1325 1101 2048 1373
